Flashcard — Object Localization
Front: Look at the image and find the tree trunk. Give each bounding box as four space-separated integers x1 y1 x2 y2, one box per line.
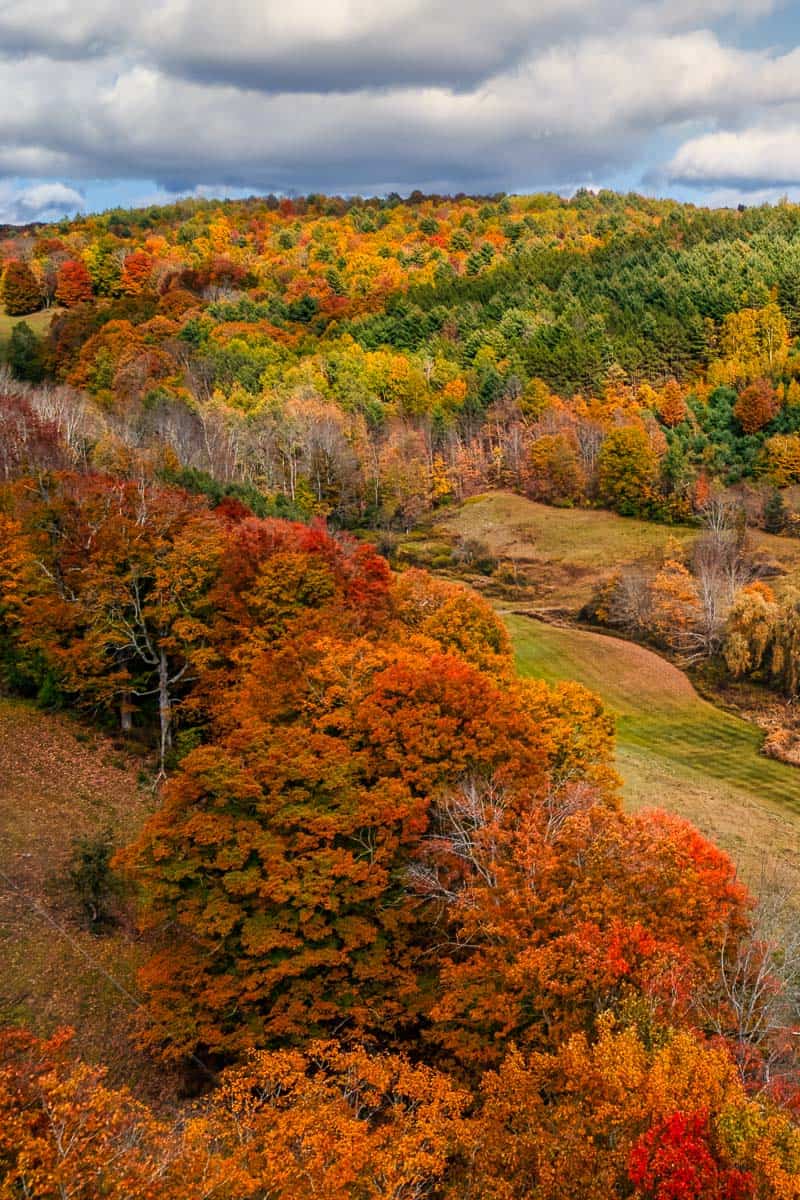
120 690 133 734
157 648 172 772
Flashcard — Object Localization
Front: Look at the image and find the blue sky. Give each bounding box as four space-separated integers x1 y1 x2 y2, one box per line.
0 0 799 223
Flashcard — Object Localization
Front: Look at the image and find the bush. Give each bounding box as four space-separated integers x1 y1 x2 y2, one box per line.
452 537 497 575
67 830 121 932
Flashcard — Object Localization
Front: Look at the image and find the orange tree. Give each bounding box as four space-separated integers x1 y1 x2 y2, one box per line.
466 1015 800 1199
120 633 562 1059
5 473 224 764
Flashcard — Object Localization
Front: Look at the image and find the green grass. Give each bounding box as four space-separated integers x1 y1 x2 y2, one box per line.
508 615 800 883
0 307 56 354
438 493 697 608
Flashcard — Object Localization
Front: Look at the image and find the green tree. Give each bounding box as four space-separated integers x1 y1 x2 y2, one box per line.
85 238 123 297
763 489 788 534
597 426 659 515
8 321 45 382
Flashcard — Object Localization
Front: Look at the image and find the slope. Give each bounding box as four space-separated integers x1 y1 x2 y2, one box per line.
509 615 800 887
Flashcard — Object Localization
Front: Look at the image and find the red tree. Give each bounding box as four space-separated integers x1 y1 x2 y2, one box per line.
55 259 94 307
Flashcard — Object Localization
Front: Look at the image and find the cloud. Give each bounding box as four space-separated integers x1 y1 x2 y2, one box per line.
667 122 800 188
0 31 798 193
0 0 783 91
0 181 85 224
0 1 796 209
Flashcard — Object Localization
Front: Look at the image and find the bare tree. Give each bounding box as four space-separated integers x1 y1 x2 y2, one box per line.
701 863 800 1093
693 497 755 654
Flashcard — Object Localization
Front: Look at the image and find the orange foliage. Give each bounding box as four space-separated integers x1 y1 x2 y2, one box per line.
734 379 780 434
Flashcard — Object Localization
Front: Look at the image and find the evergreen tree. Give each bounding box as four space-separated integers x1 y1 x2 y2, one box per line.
763 488 788 534
8 321 45 383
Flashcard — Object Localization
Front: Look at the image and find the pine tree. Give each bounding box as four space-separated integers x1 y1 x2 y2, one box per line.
8 321 45 383
763 488 788 534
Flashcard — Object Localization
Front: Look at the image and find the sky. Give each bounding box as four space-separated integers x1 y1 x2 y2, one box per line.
0 0 799 223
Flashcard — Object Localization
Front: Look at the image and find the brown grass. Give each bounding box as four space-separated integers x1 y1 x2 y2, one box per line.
436 492 800 610
0 697 162 1089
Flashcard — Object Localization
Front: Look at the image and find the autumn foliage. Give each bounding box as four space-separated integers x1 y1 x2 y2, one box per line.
0 186 800 1193
55 258 94 307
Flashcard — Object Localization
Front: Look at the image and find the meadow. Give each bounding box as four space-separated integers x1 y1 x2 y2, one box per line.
509 614 800 888
0 306 54 357
438 491 800 609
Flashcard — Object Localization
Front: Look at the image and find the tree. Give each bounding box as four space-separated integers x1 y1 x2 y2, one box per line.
628 1111 754 1200
120 249 154 295
419 799 747 1073
121 639 558 1059
649 559 704 658
597 426 659 515
0 1028 177 1199
657 379 688 427
763 488 789 534
465 1015 800 1200
8 320 45 382
199 1041 469 1199
733 379 779 434
84 238 123 296
724 582 779 681
55 259 94 307
2 260 41 315
761 434 800 487
711 303 791 387
528 433 586 504
0 392 66 481
11 474 224 768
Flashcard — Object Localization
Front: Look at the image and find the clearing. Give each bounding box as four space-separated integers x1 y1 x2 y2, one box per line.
0 696 158 1088
0 307 56 356
436 492 800 610
509 615 800 887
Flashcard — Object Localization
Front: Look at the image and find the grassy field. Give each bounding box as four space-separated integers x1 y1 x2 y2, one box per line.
0 307 56 357
509 615 800 886
438 492 800 609
0 696 161 1089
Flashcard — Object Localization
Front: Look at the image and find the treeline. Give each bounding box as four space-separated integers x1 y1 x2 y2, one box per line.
2 192 800 534
3 468 800 1194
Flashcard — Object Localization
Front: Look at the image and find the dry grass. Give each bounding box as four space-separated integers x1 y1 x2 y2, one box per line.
437 492 800 610
0 696 160 1088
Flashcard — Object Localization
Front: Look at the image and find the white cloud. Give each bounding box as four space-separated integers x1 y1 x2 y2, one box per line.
0 181 85 224
667 122 800 188
0 2 796 205
0 0 783 90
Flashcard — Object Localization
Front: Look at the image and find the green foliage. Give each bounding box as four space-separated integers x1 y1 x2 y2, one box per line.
160 465 310 520
7 321 45 382
597 426 659 516
763 489 788 534
67 830 121 932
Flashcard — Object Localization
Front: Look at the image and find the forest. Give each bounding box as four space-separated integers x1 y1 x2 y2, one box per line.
3 190 800 1197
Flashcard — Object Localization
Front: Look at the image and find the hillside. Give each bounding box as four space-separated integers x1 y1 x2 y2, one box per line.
509 616 800 888
4 190 800 1192
434 490 800 609
0 697 155 1088
3 192 800 536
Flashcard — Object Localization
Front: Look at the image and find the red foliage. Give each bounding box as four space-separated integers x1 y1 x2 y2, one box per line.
55 259 94 307
629 1111 754 1200
733 379 779 434
0 391 67 479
